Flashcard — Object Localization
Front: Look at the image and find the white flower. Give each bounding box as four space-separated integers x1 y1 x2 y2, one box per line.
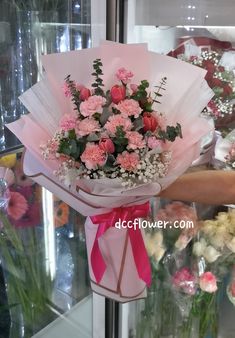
152 231 164 246
203 245 221 263
193 239 207 257
210 234 225 249
226 237 235 253
154 246 166 263
216 212 229 222
201 220 216 235
63 168 78 187
175 234 191 251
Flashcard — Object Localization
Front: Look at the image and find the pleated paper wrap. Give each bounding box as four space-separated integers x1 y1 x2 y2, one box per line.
7 42 214 302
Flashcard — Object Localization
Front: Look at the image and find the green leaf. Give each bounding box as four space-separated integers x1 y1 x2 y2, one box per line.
87 133 100 142
70 139 77 154
133 117 144 131
68 129 76 139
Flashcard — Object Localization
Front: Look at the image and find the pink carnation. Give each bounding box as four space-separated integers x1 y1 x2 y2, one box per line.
76 118 100 137
116 151 140 172
105 115 132 135
60 114 77 131
147 136 163 150
172 267 196 295
81 143 106 170
80 95 106 117
116 99 142 118
126 131 145 150
116 67 134 84
199 272 217 293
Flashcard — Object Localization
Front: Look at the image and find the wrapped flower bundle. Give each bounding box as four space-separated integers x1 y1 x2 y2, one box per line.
168 37 235 121
7 42 213 301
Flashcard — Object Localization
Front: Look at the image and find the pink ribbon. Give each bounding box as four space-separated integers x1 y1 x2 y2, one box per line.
90 201 151 286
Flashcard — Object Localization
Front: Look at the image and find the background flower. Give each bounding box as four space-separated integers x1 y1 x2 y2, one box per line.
7 191 28 221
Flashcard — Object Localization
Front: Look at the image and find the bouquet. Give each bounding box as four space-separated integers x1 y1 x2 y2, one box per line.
143 200 231 338
7 41 213 301
168 37 235 122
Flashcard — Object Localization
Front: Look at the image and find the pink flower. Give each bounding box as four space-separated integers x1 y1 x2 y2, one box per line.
116 151 140 172
80 95 106 117
105 115 132 135
126 131 145 150
130 83 138 94
116 99 142 118
116 67 134 84
81 143 106 169
199 272 217 293
157 202 197 225
172 267 196 295
99 138 115 153
13 202 41 228
147 136 163 150
63 83 72 97
60 114 77 131
7 191 28 221
110 85 126 104
76 118 100 137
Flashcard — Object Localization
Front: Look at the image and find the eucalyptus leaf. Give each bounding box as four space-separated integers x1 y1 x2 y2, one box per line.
87 133 100 142
133 117 144 131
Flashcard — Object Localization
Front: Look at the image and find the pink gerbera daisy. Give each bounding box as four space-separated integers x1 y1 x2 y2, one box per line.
7 191 28 221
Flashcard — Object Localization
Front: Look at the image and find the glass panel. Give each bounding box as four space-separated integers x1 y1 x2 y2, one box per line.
0 0 106 154
0 151 92 337
124 1 235 337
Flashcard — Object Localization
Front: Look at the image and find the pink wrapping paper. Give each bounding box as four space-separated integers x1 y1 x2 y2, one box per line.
7 42 214 301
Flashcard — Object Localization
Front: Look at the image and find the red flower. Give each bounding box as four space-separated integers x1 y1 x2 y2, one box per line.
110 85 126 104
210 77 223 87
143 112 158 132
79 86 91 101
99 138 115 153
222 84 233 97
205 72 213 83
202 60 216 73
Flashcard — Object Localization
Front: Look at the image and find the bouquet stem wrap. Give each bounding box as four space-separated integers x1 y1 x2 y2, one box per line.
90 201 151 286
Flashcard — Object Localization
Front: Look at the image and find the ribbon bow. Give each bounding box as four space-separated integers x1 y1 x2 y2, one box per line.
90 201 151 286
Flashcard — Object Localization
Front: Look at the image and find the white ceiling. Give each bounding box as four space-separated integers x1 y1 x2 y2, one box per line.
136 0 235 26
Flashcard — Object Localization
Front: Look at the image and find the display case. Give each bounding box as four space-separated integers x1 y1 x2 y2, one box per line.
122 1 235 337
0 1 106 337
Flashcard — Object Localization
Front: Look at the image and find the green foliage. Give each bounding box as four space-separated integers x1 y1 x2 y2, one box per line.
91 59 105 96
64 75 81 112
158 123 182 142
58 130 86 160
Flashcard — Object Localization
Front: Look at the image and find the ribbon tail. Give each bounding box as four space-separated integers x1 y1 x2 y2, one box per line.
129 227 152 286
91 237 106 283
